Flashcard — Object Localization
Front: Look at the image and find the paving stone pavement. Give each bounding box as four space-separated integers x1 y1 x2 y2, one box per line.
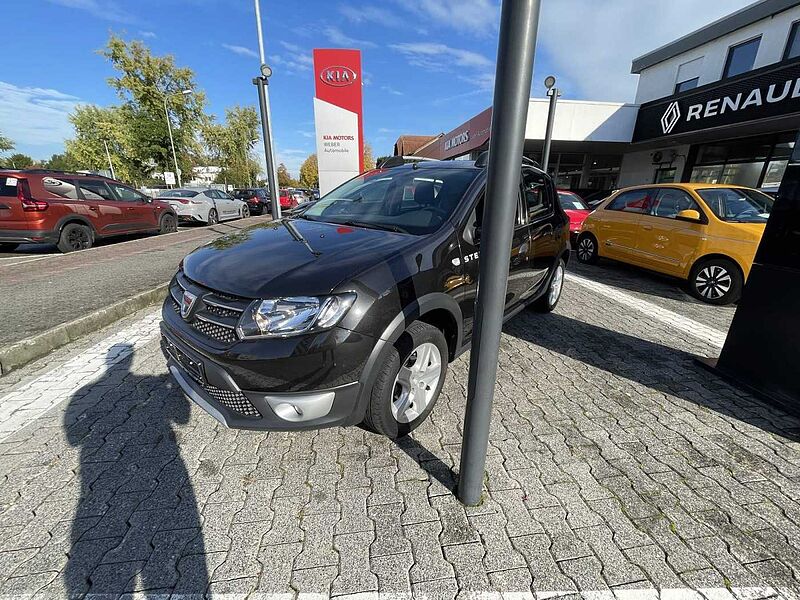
0 262 799 599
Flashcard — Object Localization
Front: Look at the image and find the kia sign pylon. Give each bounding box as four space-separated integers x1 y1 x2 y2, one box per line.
313 49 364 195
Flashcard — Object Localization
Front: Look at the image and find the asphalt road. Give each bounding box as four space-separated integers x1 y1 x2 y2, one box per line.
0 215 271 346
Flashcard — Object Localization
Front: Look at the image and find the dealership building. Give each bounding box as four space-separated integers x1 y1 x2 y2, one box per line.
396 0 800 196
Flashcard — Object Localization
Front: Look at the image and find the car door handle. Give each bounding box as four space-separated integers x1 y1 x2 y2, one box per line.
642 224 652 230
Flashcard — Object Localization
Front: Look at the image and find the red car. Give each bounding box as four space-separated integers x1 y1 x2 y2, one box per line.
558 190 591 245
0 169 177 253
279 189 298 210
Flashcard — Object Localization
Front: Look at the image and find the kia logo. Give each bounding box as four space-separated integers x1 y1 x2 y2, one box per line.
320 66 357 87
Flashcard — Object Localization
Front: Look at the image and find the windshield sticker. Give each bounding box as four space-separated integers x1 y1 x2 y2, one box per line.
5 177 17 186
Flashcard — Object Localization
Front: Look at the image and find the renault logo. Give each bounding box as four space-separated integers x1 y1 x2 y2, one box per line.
181 291 198 320
661 101 681 135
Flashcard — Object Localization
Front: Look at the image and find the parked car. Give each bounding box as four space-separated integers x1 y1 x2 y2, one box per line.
161 159 569 437
576 183 773 305
232 188 269 215
279 189 298 210
0 169 177 253
157 188 249 225
557 190 591 245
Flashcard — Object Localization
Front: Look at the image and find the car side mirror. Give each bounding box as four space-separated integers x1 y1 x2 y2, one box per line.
676 209 701 222
473 224 481 243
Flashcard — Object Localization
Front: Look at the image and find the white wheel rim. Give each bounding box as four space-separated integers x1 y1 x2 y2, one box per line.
549 263 564 306
577 238 594 261
392 342 442 424
696 265 732 299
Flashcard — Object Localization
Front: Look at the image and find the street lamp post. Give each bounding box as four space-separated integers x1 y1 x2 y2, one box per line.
163 89 193 187
103 140 115 180
457 0 542 506
541 75 560 175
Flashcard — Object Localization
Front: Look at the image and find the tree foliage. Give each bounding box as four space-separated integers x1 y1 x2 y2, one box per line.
363 142 376 170
7 154 34 169
0 133 13 158
65 105 132 179
298 154 318 188
44 153 80 171
202 106 261 187
277 163 297 188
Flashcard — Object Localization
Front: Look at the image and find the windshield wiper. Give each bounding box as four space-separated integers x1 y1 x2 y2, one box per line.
340 220 408 234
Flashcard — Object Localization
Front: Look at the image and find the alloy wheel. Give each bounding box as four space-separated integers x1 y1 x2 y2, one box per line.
695 265 733 300
242 206 250 219
549 262 564 306
577 237 594 262
67 228 90 250
391 342 442 423
208 210 218 225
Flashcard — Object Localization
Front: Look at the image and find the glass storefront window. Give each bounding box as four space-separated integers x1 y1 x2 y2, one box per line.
720 162 764 188
762 160 789 187
655 168 676 183
690 165 725 184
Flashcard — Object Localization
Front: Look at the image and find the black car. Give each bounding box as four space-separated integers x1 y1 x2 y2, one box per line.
161 160 569 438
232 188 270 215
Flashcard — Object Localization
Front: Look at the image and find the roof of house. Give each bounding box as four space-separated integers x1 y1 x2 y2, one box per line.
631 0 800 74
393 135 441 156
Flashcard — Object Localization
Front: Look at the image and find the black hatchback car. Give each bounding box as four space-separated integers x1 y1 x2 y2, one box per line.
232 188 270 215
161 160 569 438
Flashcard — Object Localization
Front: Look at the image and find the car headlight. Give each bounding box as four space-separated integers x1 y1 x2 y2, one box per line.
237 293 356 339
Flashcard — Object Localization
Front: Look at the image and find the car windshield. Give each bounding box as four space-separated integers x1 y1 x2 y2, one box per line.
558 191 589 210
697 188 773 223
159 190 198 198
301 167 480 235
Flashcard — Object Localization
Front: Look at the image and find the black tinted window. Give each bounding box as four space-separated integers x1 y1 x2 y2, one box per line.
675 77 699 94
723 37 760 79
78 180 114 201
522 169 551 219
785 21 800 60
607 189 653 214
43 177 79 199
159 190 198 198
0 176 19 197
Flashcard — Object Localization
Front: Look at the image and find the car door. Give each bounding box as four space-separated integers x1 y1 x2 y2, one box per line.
217 190 238 218
596 188 654 263
107 182 158 231
635 187 706 276
521 167 559 299
75 178 130 236
458 185 532 340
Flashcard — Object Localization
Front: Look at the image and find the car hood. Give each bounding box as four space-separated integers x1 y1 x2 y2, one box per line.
183 218 420 298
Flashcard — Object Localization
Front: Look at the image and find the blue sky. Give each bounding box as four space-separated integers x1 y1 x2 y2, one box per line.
2 0 752 176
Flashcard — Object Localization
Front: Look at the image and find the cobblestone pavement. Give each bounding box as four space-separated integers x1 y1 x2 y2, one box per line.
0 260 799 599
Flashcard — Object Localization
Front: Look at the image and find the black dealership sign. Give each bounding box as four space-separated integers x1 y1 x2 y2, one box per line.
634 58 800 142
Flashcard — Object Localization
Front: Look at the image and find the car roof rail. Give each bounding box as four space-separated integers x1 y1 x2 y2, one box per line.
474 151 542 170
19 168 116 180
377 155 438 169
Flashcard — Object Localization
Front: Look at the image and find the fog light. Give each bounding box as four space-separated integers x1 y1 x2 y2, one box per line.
265 392 335 422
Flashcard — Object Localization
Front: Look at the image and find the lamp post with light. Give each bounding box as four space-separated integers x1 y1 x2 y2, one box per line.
163 89 193 187
542 75 561 175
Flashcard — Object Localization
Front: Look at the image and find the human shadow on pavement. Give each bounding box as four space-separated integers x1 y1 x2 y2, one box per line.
506 311 800 442
64 344 208 597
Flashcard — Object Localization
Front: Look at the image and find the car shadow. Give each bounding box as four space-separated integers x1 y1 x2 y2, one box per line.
506 311 800 441
63 344 208 597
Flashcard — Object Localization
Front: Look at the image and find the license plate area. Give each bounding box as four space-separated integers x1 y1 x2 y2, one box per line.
164 337 205 385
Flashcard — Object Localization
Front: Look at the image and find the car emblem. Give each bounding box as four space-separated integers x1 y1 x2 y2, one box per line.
661 101 681 135
320 66 357 87
181 291 198 320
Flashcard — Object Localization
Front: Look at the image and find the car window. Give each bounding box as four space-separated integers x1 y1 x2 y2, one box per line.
78 180 115 201
521 168 552 219
558 191 589 210
697 187 773 223
303 167 480 235
42 177 79 199
606 189 653 214
159 189 198 198
109 183 144 202
0 176 18 197
649 189 702 219
468 191 524 243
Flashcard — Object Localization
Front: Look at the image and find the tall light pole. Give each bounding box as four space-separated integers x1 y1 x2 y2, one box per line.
541 75 560 175
254 0 281 219
96 122 116 179
457 0 542 506
163 89 193 187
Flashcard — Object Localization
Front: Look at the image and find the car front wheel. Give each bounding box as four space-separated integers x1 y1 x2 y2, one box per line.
689 258 743 305
531 258 566 313
576 234 598 264
363 320 449 439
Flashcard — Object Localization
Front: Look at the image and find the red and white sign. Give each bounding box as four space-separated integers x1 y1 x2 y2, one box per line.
313 49 364 195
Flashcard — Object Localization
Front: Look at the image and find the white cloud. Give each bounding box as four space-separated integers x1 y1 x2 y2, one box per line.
0 82 83 148
339 5 399 28
222 44 259 59
324 26 377 48
297 130 315 138
380 85 404 96
389 43 492 71
270 47 313 75
139 30 157 39
537 0 754 102
46 0 135 23
399 0 499 36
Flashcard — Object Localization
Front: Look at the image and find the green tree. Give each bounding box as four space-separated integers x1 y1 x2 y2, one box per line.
298 154 318 188
363 142 376 170
375 156 391 168
99 34 208 182
65 105 132 180
202 106 261 187
44 152 80 171
7 153 34 169
277 163 297 187
0 133 13 163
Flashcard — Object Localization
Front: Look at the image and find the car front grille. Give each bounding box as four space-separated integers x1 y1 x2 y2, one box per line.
202 383 260 418
169 273 252 346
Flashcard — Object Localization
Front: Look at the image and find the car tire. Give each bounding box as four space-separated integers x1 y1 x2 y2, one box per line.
576 233 599 264
241 205 250 219
207 209 219 226
689 257 743 305
57 223 93 253
159 213 177 234
363 320 449 439
531 258 566 313
0 243 19 252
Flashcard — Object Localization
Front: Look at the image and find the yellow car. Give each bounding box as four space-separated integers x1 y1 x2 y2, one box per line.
576 183 773 305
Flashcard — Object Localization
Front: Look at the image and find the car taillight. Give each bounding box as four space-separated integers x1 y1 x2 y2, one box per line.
190 200 204 204
18 181 48 211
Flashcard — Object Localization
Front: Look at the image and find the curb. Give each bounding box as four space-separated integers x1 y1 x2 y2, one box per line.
0 283 170 377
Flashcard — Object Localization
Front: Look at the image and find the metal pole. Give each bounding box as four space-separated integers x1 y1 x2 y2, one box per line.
541 88 559 174
254 0 281 219
103 139 115 180
255 77 281 219
164 96 182 187
457 0 541 506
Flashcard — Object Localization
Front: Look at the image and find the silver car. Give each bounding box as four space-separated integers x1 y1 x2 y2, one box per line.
157 189 249 225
